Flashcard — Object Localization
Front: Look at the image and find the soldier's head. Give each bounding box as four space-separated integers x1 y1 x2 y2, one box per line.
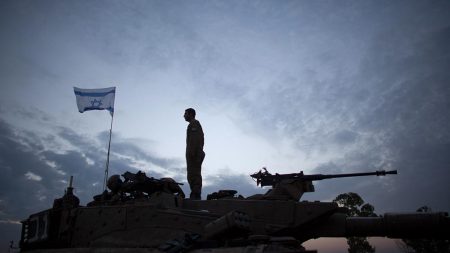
184 108 196 122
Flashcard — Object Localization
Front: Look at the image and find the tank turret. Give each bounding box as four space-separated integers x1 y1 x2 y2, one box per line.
19 169 449 252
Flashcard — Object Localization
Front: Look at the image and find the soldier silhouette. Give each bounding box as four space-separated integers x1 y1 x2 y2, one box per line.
184 108 205 200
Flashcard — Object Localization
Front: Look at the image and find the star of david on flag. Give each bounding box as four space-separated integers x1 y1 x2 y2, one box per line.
74 87 116 116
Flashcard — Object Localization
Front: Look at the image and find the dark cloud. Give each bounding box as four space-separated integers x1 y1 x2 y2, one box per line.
315 27 450 212
333 130 359 145
0 119 62 249
349 26 450 212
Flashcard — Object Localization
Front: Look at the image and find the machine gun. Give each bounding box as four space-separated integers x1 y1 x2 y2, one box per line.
250 168 397 201
251 168 397 187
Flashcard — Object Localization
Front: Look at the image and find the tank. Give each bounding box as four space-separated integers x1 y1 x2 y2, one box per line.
19 169 450 253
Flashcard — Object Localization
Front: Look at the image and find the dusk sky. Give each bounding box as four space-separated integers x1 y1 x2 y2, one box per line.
1 1 449 252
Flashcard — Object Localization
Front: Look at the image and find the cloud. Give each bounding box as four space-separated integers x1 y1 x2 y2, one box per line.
0 220 21 225
301 26 450 212
97 131 183 171
0 119 77 218
24 172 42 181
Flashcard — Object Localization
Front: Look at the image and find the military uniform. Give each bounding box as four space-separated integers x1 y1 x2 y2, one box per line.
186 119 205 199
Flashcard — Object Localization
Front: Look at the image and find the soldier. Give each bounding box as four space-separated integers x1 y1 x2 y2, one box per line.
184 108 205 200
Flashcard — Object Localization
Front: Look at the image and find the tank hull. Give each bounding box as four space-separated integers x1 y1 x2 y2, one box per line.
20 194 450 252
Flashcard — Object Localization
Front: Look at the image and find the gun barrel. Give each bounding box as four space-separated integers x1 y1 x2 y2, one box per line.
296 212 450 240
250 169 398 187
301 211 450 239
313 170 398 180
346 212 450 238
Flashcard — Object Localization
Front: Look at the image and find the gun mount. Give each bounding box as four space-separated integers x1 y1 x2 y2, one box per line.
19 169 449 253
250 168 397 201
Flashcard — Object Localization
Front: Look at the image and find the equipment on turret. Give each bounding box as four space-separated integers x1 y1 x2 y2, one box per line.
250 168 397 201
87 171 185 206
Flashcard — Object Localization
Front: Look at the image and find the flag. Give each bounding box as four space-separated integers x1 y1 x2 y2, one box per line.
74 87 116 116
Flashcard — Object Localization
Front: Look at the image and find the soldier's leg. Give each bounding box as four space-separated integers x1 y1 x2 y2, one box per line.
186 159 194 192
188 167 202 199
187 158 200 199
187 151 205 200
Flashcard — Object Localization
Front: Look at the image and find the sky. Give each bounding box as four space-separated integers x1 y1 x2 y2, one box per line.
0 0 449 252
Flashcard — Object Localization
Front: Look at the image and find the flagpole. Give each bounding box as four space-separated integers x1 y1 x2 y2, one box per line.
103 112 114 192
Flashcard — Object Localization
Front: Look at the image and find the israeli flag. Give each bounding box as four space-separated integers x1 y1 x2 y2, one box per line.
74 87 116 116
